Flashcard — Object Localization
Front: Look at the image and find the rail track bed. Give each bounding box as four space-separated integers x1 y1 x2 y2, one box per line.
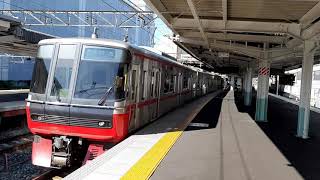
0 130 48 180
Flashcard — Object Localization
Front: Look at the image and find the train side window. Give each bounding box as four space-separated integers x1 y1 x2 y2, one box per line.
169 74 174 92
131 70 136 100
142 70 148 100
183 74 188 89
155 71 159 97
151 71 155 97
164 69 170 93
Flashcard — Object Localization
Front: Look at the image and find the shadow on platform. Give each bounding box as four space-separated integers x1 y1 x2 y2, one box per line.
185 89 229 131
234 90 320 180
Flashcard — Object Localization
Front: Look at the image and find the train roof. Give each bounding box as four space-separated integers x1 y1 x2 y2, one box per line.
38 38 131 49
38 38 216 76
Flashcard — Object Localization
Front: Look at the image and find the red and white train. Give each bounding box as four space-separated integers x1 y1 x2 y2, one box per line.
26 38 224 168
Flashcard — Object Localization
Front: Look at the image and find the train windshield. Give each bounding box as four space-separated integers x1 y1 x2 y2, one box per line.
30 45 55 94
73 45 128 103
50 44 77 100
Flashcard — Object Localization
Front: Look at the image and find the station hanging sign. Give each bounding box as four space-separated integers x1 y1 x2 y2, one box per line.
180 54 197 62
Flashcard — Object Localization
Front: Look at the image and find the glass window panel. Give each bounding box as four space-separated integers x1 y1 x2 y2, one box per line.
73 45 126 102
30 45 55 94
50 44 76 99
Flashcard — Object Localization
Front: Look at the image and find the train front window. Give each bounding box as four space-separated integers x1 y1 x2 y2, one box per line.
30 45 54 94
50 45 77 100
73 45 128 102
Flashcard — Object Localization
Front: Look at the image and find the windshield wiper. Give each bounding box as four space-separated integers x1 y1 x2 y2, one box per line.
98 84 115 106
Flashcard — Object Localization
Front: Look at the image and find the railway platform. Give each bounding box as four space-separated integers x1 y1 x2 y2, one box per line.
0 90 28 120
0 89 29 102
65 88 320 180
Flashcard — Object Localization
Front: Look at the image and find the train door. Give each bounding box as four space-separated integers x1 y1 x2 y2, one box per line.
129 64 140 130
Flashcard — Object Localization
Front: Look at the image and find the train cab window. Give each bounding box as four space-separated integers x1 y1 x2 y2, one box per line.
73 45 128 103
30 45 55 94
50 44 77 99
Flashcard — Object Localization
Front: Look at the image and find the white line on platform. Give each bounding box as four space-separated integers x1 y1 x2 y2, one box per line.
188 123 209 128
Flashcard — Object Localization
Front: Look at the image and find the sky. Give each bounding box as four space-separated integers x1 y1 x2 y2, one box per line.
131 0 178 55
153 18 178 56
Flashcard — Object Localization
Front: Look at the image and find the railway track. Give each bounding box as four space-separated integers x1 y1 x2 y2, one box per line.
0 133 33 154
0 133 33 172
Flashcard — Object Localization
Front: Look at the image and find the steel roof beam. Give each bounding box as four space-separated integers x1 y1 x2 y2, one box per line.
222 0 227 28
299 2 320 29
178 37 261 58
180 31 287 44
173 18 301 38
302 20 320 40
186 0 210 48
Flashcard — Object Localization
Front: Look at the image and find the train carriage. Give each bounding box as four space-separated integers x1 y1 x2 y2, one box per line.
26 38 223 168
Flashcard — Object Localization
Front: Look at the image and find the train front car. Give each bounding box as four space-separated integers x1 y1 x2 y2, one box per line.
26 39 131 168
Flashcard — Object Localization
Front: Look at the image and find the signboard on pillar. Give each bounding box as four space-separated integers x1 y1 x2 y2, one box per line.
258 67 270 76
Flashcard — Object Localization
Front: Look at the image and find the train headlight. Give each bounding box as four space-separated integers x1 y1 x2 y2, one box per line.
98 121 105 127
31 114 44 121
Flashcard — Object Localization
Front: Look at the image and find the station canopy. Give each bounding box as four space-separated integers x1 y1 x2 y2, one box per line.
144 0 320 74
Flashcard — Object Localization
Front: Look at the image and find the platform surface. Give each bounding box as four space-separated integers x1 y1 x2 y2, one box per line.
0 89 29 103
66 89 320 180
150 90 302 180
65 91 220 180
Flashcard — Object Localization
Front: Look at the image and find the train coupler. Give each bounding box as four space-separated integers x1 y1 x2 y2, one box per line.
51 136 72 168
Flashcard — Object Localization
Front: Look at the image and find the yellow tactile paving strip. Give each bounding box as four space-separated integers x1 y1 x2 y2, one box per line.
121 131 183 180
121 93 217 180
